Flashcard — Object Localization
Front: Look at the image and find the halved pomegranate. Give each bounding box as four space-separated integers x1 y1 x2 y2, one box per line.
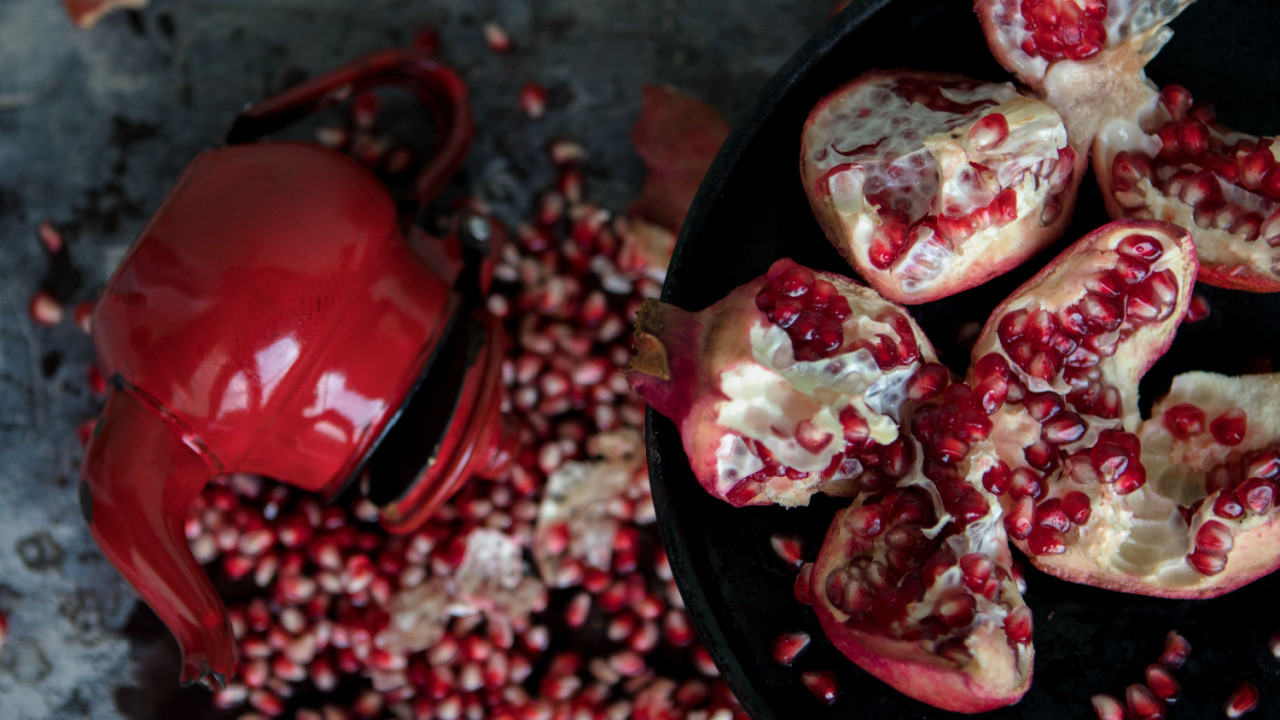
975 1 1280 290
800 69 1081 304
962 218 1280 598
625 258 937 507
810 383 1034 712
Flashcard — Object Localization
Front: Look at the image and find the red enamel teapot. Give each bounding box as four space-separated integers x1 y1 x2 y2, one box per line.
77 49 518 690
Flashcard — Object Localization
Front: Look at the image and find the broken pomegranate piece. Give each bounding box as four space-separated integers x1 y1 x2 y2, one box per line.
968 218 1280 598
1095 84 1280 291
626 258 937 507
800 69 1080 303
976 1 1280 290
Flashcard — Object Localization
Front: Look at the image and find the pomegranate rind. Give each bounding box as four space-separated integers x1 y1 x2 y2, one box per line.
626 262 936 508
811 501 1033 713
800 69 1081 304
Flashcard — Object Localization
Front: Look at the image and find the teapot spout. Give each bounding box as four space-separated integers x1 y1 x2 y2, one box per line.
79 378 234 690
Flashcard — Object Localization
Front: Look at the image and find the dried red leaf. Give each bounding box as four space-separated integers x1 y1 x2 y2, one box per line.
629 85 730 233
62 0 148 27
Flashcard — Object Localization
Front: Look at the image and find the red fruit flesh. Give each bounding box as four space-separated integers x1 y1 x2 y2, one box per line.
801 69 1080 304
626 258 937 507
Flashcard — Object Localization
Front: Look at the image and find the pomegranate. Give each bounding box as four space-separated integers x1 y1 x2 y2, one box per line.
626 258 937 507
809 463 1033 712
800 69 1081 303
975 1 1280 291
967 217 1280 597
1094 84 1280 291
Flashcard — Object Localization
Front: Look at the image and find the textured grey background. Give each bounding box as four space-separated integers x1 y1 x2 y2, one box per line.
0 1 829 718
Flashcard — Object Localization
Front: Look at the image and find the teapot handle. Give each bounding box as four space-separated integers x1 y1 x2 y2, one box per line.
223 48 473 213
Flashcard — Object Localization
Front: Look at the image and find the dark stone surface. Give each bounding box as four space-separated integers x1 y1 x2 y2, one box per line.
0 2 828 717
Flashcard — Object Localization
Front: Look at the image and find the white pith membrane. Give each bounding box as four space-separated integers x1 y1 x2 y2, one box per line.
710 273 932 507
1118 372 1280 594
1095 90 1280 290
960 221 1277 598
800 70 1074 303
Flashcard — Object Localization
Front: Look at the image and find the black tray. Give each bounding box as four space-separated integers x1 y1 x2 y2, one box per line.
649 1 1280 718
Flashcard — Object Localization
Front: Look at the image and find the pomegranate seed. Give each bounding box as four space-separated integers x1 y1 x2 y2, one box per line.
1196 520 1234 553
1237 477 1276 514
28 290 64 326
1163 403 1205 438
1061 491 1092 524
1210 408 1248 446
1270 629 1280 658
482 21 511 52
1126 683 1166 719
1224 680 1260 718
1186 292 1210 321
1145 664 1181 701
1091 693 1126 720
1004 605 1032 644
519 83 549 119
968 111 1009 150
1187 549 1227 575
1006 496 1035 540
800 670 838 705
1027 526 1065 555
794 563 815 605
769 631 811 666
762 527 803 566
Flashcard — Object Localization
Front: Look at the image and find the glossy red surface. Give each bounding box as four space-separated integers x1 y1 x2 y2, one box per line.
76 50 507 691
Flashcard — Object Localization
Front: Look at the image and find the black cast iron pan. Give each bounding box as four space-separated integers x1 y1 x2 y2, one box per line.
648 1 1280 717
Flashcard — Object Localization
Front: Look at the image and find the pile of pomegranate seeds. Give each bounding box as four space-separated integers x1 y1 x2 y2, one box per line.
168 102 744 719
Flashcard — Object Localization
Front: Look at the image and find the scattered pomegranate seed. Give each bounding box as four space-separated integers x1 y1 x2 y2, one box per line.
71 301 94 334
483 21 511 53
1126 682 1167 719
1224 680 1260 718
1160 630 1191 669
519 82 549 119
1091 693 1126 720
769 533 806 568
28 290 64 326
37 219 64 254
769 631 811 667
1145 663 1181 701
800 670 839 705
1187 291 1210 321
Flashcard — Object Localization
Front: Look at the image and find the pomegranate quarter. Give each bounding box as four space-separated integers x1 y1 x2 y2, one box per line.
800 69 1081 304
625 258 937 507
976 0 1280 291
967 217 1280 597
